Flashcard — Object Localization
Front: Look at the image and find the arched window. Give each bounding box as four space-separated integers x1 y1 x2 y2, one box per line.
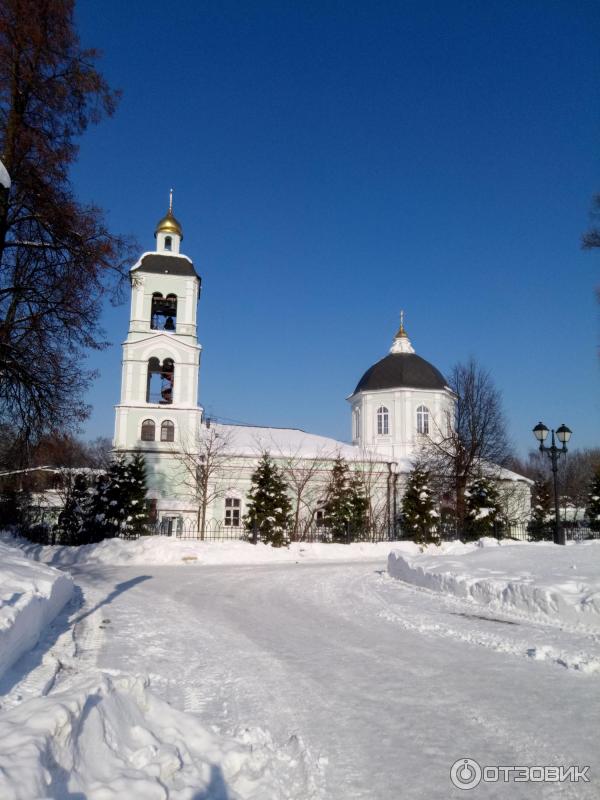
416 405 430 435
164 235 172 251
353 407 361 440
150 293 177 331
377 406 389 435
147 357 174 404
141 419 155 441
160 420 175 442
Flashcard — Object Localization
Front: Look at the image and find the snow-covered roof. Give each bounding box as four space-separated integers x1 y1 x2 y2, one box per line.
484 463 533 484
0 466 105 478
204 424 530 481
211 423 408 466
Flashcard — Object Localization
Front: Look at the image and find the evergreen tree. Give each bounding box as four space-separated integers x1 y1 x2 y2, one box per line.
122 453 151 538
323 456 355 543
85 455 150 541
100 456 131 538
85 472 110 543
244 453 292 547
349 472 370 540
0 488 27 528
585 468 600 532
399 466 440 545
464 476 506 540
528 476 553 541
56 473 89 545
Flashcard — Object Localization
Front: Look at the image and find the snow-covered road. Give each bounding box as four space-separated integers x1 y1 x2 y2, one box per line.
53 559 600 799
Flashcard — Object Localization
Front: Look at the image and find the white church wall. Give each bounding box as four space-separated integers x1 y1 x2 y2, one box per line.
353 386 454 460
182 447 394 535
498 479 532 524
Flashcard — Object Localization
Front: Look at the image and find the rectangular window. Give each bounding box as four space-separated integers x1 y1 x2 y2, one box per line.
224 497 241 527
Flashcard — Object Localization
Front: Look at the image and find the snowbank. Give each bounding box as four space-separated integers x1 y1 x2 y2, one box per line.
0 671 312 799
388 539 600 630
0 542 73 680
1 533 419 567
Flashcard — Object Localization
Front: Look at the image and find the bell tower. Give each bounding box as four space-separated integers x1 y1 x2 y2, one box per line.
113 197 203 514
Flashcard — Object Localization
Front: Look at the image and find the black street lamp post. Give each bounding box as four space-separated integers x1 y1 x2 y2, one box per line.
532 422 572 546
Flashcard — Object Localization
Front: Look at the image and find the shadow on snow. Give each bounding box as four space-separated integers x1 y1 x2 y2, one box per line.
0 576 152 699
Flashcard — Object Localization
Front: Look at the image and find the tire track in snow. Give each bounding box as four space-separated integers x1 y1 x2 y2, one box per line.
72 587 107 668
341 568 598 797
177 616 329 800
366 571 600 673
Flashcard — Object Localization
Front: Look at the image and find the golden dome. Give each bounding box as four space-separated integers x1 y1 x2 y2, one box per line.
154 208 183 240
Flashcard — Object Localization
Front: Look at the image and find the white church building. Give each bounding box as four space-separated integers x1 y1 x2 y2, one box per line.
113 204 530 536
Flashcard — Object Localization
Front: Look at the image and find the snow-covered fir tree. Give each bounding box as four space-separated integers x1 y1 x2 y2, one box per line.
244 453 292 547
56 474 89 545
323 456 355 542
349 472 370 540
99 456 131 538
464 476 506 540
586 468 600 532
528 476 552 541
86 455 150 542
86 473 111 543
123 453 151 539
399 466 440 545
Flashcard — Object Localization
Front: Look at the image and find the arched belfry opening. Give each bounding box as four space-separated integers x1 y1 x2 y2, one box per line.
147 357 174 404
151 292 177 331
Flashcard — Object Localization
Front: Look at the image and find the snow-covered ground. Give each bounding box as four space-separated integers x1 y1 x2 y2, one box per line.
0 542 72 681
1 535 599 798
388 538 600 631
3 532 417 567
0 669 309 799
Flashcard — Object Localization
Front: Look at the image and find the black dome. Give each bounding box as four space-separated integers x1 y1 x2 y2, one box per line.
353 353 447 394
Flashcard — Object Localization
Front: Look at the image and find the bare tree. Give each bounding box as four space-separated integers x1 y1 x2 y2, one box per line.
177 425 234 535
354 448 391 535
277 444 334 540
0 0 136 450
422 358 512 527
83 437 113 470
560 450 599 519
583 194 600 250
510 447 600 521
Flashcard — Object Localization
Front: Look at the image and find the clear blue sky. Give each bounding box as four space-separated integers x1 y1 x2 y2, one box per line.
72 0 600 455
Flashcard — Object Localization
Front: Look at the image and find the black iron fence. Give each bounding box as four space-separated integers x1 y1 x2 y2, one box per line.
395 521 600 543
148 517 600 544
13 517 599 546
149 517 393 543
